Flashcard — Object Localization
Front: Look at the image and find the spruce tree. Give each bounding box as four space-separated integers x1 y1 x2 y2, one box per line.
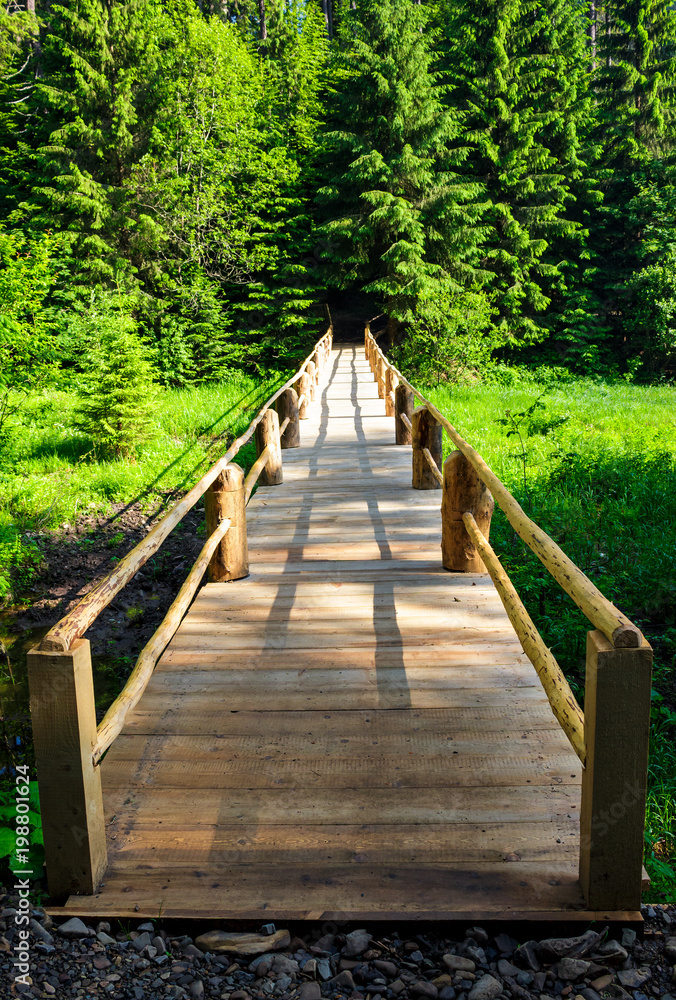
438 0 590 348
318 0 489 342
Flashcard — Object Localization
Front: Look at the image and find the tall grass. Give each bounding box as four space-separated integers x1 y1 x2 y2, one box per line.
425 375 676 900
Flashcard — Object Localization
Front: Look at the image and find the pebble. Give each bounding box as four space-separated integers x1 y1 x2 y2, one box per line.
497 958 520 976
617 967 651 987
298 984 322 1000
556 957 591 980
56 916 90 939
467 973 503 1000
344 928 372 957
411 981 438 998
443 954 476 973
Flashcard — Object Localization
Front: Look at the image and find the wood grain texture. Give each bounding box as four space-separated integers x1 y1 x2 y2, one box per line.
59 344 593 921
204 464 248 583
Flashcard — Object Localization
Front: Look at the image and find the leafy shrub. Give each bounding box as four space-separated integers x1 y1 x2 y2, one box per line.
0 513 42 604
0 779 44 881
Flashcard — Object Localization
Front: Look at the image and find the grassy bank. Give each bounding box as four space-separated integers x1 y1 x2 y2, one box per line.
423 375 676 900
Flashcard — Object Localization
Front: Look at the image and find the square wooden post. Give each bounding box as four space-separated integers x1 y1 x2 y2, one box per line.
27 639 107 898
579 630 652 910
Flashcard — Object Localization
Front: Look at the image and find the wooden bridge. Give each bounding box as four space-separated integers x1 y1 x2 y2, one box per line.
30 323 652 923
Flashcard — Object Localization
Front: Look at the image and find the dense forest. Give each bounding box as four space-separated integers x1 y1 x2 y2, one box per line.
2 0 676 400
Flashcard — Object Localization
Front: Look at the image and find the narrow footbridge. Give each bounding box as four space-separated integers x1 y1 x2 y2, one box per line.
30 322 652 923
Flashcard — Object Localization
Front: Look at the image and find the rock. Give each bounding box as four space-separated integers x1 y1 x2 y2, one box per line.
317 958 332 980
443 955 475 973
411 982 438 998
390 980 406 995
409 949 424 963
556 958 591 981
343 928 372 958
137 922 155 932
464 943 486 965
438 989 456 1000
275 974 293 994
29 918 53 944
514 941 541 972
374 960 398 978
617 968 650 988
665 937 676 963
497 959 519 977
537 930 601 961
298 985 322 1000
152 936 166 954
467 974 502 1000
230 992 250 1000
194 929 290 955
621 928 637 949
467 927 489 945
578 991 602 1000
188 983 204 999
271 954 299 975
57 917 90 939
333 970 356 989
493 934 516 956
593 940 628 965
316 933 335 951
432 975 453 988
97 931 116 945
532 971 546 991
590 974 614 991
133 932 152 952
303 958 318 977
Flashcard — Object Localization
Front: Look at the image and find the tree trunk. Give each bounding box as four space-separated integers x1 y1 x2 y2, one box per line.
259 0 267 40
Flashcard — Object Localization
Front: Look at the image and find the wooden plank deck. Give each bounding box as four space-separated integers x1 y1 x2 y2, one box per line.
54 345 616 921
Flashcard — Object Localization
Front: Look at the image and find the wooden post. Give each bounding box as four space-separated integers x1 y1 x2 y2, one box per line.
442 451 494 571
276 387 300 449
254 408 283 486
298 372 311 418
412 407 442 489
579 630 652 910
395 383 414 445
204 463 249 581
385 368 397 417
27 639 107 898
364 329 369 360
306 361 317 401
312 352 321 382
376 356 385 398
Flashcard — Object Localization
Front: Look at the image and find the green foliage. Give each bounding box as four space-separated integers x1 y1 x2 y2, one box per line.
0 779 44 881
75 300 158 459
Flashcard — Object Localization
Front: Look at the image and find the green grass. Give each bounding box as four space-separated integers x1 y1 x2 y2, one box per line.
423 374 676 901
0 372 285 599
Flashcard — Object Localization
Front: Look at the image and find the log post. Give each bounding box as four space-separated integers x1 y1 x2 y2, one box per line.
27 639 107 898
306 361 317 401
254 408 283 486
395 383 414 445
204 463 249 581
312 352 321 382
442 451 494 571
276 387 300 449
376 356 385 398
385 368 397 417
297 372 311 419
579 630 652 910
364 329 369 360
412 407 442 489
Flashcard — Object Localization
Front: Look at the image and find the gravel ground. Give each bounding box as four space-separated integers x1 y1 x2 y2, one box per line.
1 890 675 1000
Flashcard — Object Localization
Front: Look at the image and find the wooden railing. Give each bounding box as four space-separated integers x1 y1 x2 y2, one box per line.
27 325 332 900
366 326 653 913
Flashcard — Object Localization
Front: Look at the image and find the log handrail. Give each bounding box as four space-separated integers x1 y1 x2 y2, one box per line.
400 412 412 432
366 328 643 650
37 329 331 653
463 512 586 763
422 447 443 486
92 517 232 763
244 443 272 504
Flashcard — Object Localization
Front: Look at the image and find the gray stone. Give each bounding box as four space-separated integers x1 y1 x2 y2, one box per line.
411 982 438 998
593 940 628 965
302 958 318 977
271 955 299 976
333 970 356 989
556 957 591 981
261 923 276 936
496 959 519 977
620 928 637 949
317 958 332 980
298 985 321 1000
493 934 516 956
464 943 486 964
152 935 166 954
537 930 601 961
390 979 406 995
133 932 152 952
516 971 533 986
514 941 540 972
665 936 676 962
315 933 335 952
137 922 155 933
467 927 489 945
438 989 456 1000
35 942 55 954
578 990 602 1000
467 974 502 1000
97 931 116 946
374 960 398 978
29 918 53 944
343 928 372 958
188 983 204 999
194 929 290 955
274 974 293 994
443 955 475 973
57 917 90 939
617 968 650 988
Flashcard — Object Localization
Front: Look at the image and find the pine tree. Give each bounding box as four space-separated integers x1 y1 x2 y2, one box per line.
318 0 489 342
438 0 591 348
